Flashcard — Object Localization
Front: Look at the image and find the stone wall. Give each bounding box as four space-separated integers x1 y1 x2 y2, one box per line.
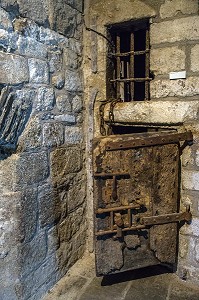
84 0 199 285
0 1 87 299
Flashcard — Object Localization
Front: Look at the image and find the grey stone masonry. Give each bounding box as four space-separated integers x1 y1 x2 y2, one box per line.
0 2 86 300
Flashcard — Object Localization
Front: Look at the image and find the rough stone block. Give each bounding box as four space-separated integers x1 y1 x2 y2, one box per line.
52 74 65 89
68 228 86 268
28 58 49 84
65 70 83 92
47 226 59 255
160 0 198 19
20 231 47 276
59 206 85 243
21 254 57 299
69 39 82 56
56 241 72 274
50 146 82 186
191 44 199 72
196 149 199 167
48 2 77 37
64 48 79 70
0 8 13 32
38 184 62 228
104 100 199 125
0 248 21 300
43 122 64 147
180 217 199 237
54 114 76 124
17 36 48 59
65 126 82 144
21 188 38 242
56 94 72 113
182 170 199 191
0 29 9 50
17 0 49 25
0 52 29 84
35 87 55 111
181 190 199 218
195 240 199 262
150 77 199 98
67 176 86 212
48 50 63 73
151 16 199 44
150 46 186 76
178 235 189 259
39 27 68 46
182 146 194 167
72 94 83 113
0 155 17 193
0 192 23 256
16 151 49 185
18 116 42 151
73 0 83 12
0 30 18 52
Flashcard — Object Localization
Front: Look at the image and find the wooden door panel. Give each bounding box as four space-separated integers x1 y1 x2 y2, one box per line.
93 132 192 276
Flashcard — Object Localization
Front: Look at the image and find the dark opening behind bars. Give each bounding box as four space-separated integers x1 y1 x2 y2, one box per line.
107 20 151 102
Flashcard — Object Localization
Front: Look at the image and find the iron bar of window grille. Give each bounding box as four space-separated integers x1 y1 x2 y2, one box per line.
110 49 150 57
130 32 135 101
110 77 152 82
145 28 150 100
116 34 121 99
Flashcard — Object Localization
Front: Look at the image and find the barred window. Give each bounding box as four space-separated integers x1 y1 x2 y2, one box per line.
107 20 151 102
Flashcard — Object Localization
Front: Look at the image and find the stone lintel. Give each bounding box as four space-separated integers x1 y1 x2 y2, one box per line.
104 100 199 125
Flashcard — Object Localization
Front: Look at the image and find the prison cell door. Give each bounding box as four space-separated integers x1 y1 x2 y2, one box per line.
93 131 192 276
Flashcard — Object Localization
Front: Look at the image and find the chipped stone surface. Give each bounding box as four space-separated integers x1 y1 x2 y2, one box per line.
17 36 48 59
16 151 49 185
38 184 62 227
0 7 13 32
150 46 186 76
160 0 198 19
182 170 199 191
151 78 199 98
151 16 199 44
0 2 85 300
17 0 49 25
191 44 199 72
43 122 64 147
56 94 72 113
0 52 29 84
35 87 55 111
65 70 83 92
20 231 47 276
54 114 76 124
29 58 49 84
50 146 82 184
104 100 199 125
65 126 82 144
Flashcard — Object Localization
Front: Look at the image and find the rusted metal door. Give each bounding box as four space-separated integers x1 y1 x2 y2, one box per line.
93 131 192 276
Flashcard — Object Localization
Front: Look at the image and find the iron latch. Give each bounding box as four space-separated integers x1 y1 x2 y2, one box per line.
141 205 192 226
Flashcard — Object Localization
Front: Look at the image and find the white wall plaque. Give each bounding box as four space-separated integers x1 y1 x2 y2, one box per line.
169 71 186 80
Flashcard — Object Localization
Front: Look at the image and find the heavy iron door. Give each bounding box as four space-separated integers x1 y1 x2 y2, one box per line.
93 131 192 276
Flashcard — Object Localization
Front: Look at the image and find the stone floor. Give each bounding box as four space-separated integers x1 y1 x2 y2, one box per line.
43 253 199 300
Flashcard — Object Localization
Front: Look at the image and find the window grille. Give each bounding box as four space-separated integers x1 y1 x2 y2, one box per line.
107 20 151 102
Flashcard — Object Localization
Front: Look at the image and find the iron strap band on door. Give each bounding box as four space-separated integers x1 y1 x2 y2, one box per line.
95 205 192 237
105 131 193 151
